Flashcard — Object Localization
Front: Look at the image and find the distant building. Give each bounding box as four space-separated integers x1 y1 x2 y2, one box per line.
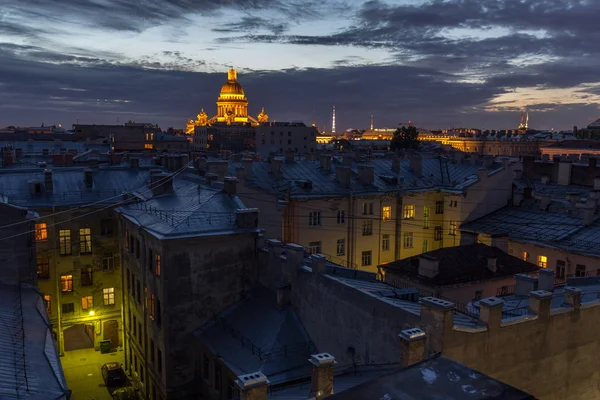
254 122 317 158
540 140 600 158
0 281 70 399
418 133 553 157
117 171 261 400
575 118 600 139
381 243 539 304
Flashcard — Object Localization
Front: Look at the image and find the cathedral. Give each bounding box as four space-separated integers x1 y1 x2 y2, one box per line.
186 69 269 135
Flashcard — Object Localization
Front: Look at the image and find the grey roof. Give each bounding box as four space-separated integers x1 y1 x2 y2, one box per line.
0 166 152 208
117 173 251 239
514 179 593 200
326 355 535 400
461 206 600 256
0 140 109 154
0 282 69 399
196 287 313 385
230 157 502 198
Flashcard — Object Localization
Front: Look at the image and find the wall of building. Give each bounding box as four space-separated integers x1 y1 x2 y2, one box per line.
418 136 551 157
422 296 600 400
121 217 259 400
255 124 317 159
0 203 36 284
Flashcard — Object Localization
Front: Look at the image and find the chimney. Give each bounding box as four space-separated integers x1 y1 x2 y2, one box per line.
311 253 326 275
594 177 600 190
195 157 207 173
236 167 245 180
478 297 504 329
541 154 549 162
529 290 553 319
538 269 555 292
319 154 331 172
308 353 336 399
109 152 122 165
271 158 282 178
515 273 538 296
285 243 305 272
276 283 291 311
357 164 374 185
566 192 580 206
477 168 488 181
149 173 173 196
84 169 93 189
242 158 254 179
582 206 595 226
540 195 551 210
557 161 572 185
392 157 400 173
563 286 583 311
589 157 598 169
418 255 439 278
398 328 426 367
490 234 508 253
130 157 140 169
513 169 523 179
482 155 494 168
541 175 549 184
335 166 351 188
487 257 497 273
285 150 295 163
235 208 258 229
410 155 422 177
44 169 53 192
354 150 362 162
235 372 269 400
205 173 218 185
223 176 238 196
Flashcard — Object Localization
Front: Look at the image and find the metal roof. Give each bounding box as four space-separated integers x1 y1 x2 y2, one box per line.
195 287 313 385
229 157 502 198
117 174 250 239
0 282 69 399
0 140 109 154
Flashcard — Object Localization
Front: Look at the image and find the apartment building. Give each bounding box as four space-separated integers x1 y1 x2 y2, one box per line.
254 122 318 159
0 158 153 354
117 172 260 400
223 151 516 272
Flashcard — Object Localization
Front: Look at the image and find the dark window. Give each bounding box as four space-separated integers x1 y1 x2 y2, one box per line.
308 241 321 254
133 316 137 336
288 139 291 145
474 290 483 300
148 249 153 271
156 299 162 327
434 226 443 241
362 220 373 236
556 260 566 279
214 361 222 391
100 219 114 236
102 254 114 271
135 239 140 259
136 280 141 304
227 379 234 399
203 354 210 379
62 303 74 313
435 201 444 214
81 268 93 286
575 264 586 277
37 257 50 279
158 349 163 373
150 340 155 363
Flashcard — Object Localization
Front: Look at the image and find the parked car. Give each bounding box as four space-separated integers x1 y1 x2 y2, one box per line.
112 386 137 400
101 362 127 386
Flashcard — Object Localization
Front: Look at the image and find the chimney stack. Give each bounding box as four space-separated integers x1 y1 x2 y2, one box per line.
399 328 427 367
223 176 238 196
235 372 269 400
319 154 331 172
84 169 93 189
271 158 282 178
276 283 291 311
515 274 538 296
557 161 572 186
392 157 400 173
582 206 595 226
308 353 336 399
538 269 554 292
477 168 488 181
130 157 140 169
242 158 254 179
285 150 295 163
235 208 259 229
418 255 439 278
311 253 327 275
335 166 351 188
357 164 374 185
410 155 422 177
44 169 53 192
149 173 173 196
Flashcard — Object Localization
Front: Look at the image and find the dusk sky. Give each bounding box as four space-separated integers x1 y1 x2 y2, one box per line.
1 0 600 131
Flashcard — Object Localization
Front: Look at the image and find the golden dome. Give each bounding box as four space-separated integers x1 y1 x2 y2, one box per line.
219 69 245 96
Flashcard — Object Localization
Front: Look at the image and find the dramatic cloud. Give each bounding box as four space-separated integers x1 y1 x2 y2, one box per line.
1 0 599 130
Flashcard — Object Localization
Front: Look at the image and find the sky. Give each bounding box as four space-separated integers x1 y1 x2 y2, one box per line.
1 0 599 131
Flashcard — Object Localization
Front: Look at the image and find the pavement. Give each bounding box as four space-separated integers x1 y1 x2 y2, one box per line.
62 347 126 400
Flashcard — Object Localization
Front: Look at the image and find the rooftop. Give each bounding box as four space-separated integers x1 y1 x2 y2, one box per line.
381 243 539 287
543 140 600 150
0 282 69 399
325 354 535 400
195 287 313 385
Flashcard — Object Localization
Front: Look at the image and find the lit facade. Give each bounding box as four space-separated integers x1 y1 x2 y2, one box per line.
186 69 268 135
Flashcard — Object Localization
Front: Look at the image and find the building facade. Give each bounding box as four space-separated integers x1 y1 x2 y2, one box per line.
255 122 317 158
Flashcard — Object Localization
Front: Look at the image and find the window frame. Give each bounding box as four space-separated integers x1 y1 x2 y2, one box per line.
308 211 321 226
35 223 48 241
382 206 392 222
403 205 415 219
79 227 92 255
362 220 373 236
423 206 430 229
103 287 115 305
337 210 345 224
537 255 547 268
382 234 390 251
336 239 345 256
308 241 321 254
403 232 414 248
361 250 372 267
60 275 73 292
81 295 93 310
36 257 50 279
59 229 72 256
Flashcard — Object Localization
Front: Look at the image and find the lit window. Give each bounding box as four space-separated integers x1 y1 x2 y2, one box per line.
403 205 415 219
81 295 93 310
79 228 92 254
382 234 390 251
144 144 153 149
61 275 73 292
36 257 50 279
403 232 414 248
523 251 529 261
59 230 71 256
150 294 156 320
308 211 321 226
336 239 345 256
156 254 161 277
449 221 458 236
422 239 428 253
103 288 115 305
361 251 372 267
35 223 47 241
44 295 51 314
537 255 547 268
423 206 430 228
382 206 392 222
81 268 93 286
337 210 345 224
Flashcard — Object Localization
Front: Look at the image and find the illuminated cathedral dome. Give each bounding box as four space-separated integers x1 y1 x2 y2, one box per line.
219 69 245 97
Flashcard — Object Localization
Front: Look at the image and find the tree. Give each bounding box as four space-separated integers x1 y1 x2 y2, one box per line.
390 125 419 151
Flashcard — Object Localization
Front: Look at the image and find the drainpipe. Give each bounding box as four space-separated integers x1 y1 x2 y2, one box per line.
377 196 382 268
140 228 149 399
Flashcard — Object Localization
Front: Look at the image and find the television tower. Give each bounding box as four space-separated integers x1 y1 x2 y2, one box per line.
370 114 374 130
332 106 336 134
